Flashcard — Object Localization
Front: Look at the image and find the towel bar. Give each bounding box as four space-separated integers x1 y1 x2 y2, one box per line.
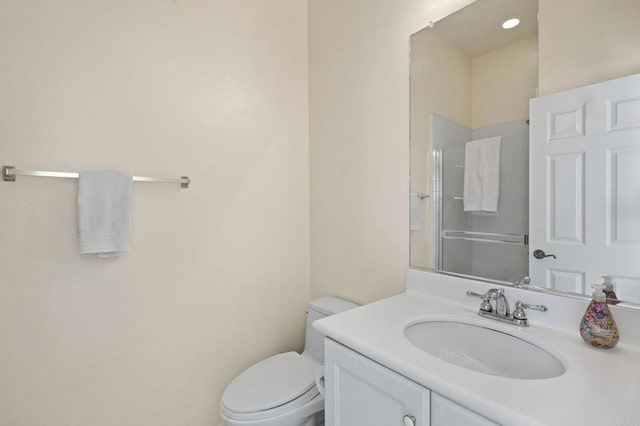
2 165 190 188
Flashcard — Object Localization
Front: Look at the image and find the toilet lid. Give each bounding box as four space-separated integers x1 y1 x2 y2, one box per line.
222 352 318 414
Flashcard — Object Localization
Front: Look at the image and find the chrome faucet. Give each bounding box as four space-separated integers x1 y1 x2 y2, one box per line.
466 288 547 327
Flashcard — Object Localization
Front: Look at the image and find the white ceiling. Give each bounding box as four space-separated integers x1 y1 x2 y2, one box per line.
433 0 538 57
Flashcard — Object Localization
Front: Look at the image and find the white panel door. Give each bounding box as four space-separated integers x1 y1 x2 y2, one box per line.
530 73 640 299
324 339 430 426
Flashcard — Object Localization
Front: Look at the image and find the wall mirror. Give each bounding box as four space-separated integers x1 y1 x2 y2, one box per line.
409 0 640 307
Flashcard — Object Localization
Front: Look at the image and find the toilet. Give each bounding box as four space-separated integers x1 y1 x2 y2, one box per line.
221 296 358 426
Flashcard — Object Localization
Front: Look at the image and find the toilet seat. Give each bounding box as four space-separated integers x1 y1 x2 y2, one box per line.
222 352 320 421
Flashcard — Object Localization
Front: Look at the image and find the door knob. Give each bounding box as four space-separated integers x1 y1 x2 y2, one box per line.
533 249 556 259
403 415 416 426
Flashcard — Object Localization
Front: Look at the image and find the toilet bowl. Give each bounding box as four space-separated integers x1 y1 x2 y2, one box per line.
221 297 358 426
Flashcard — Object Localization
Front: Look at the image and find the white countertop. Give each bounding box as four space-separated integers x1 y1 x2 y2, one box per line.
314 270 640 426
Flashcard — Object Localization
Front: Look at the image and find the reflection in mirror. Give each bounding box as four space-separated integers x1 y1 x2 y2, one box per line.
410 0 538 278
409 0 640 306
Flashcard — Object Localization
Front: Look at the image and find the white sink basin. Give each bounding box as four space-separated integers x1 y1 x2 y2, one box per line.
404 320 566 380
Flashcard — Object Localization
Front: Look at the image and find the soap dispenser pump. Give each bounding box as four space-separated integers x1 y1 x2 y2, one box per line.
579 284 619 349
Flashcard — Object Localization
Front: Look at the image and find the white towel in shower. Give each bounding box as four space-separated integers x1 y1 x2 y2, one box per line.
463 136 501 212
410 192 422 231
78 171 132 257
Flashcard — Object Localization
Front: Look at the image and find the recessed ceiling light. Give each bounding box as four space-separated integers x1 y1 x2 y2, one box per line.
502 18 520 29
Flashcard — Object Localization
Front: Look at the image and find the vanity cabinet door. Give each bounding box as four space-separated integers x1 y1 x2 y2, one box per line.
431 392 499 426
324 338 430 426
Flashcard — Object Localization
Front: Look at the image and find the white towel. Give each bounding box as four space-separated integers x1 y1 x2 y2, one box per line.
410 192 422 231
463 137 501 212
78 171 132 257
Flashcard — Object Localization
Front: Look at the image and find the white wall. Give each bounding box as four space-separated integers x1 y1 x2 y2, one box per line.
472 35 538 129
5 0 638 423
0 1 308 425
308 0 475 304
539 0 640 95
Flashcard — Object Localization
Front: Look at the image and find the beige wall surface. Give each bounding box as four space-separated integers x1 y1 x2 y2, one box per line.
308 0 475 304
539 0 640 95
0 1 308 425
472 35 538 129
410 29 472 268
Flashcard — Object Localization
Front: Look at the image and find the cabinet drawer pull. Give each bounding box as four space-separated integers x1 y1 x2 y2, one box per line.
403 415 416 426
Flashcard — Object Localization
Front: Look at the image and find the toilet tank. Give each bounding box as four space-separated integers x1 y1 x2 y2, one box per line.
304 296 358 363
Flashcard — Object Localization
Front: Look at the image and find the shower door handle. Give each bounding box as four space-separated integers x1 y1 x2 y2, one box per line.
533 249 556 260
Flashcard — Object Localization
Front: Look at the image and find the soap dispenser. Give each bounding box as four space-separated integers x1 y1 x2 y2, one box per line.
579 284 619 349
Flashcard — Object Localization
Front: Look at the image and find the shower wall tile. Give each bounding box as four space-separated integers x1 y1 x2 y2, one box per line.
432 113 472 149
473 120 529 139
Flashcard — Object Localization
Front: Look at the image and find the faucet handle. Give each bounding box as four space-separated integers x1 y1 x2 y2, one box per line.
466 290 492 312
513 300 548 321
516 301 548 312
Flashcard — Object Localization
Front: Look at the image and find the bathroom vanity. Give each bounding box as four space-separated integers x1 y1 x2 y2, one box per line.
325 339 498 426
314 269 640 426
